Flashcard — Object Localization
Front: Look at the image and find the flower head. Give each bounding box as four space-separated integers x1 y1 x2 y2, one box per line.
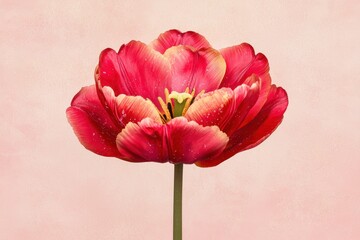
66 30 288 167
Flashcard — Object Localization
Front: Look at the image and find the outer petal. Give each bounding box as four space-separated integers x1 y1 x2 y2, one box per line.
185 81 259 136
239 73 272 127
96 48 122 96
66 85 121 157
150 29 212 54
164 46 226 94
116 118 167 163
196 85 288 167
96 41 171 106
220 44 272 126
219 43 270 89
166 118 228 164
116 117 228 164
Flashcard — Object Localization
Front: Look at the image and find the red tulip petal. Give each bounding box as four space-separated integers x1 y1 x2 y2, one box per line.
116 118 167 163
150 29 212 54
219 43 270 89
220 44 272 127
116 117 228 164
222 82 260 135
66 85 121 157
196 85 288 167
239 73 272 127
226 85 288 152
96 41 171 106
96 48 123 96
166 118 228 164
185 81 259 135
113 90 163 127
186 87 233 128
164 46 226 94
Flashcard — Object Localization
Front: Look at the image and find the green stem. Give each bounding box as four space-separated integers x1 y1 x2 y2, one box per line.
173 163 183 240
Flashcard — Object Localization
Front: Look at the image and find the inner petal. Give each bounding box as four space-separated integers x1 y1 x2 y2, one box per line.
149 29 212 54
185 82 260 136
163 46 226 95
96 41 171 109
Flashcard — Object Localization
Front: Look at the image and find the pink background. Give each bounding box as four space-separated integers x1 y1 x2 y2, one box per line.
1 0 359 239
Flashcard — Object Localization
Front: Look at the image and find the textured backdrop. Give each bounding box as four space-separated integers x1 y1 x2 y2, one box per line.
1 0 359 239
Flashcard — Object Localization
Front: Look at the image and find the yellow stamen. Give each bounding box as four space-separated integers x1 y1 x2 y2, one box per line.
158 97 171 121
182 89 196 115
165 88 170 104
157 88 200 121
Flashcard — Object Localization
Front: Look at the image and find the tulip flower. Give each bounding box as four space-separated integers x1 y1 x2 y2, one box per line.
66 30 288 240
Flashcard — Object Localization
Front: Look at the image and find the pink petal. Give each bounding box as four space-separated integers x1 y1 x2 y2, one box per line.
223 83 260 135
219 43 270 89
66 85 121 157
113 91 163 127
99 85 162 125
220 44 272 127
239 74 272 127
226 85 288 151
185 82 259 136
116 118 167 163
164 46 226 94
96 48 123 96
116 117 228 164
150 29 212 54
196 85 288 167
166 118 228 164
96 41 171 106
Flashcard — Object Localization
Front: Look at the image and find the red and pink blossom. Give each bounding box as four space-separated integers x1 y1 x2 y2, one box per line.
66 29 288 167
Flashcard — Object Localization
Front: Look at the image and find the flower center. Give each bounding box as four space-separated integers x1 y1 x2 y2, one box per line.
158 88 196 122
